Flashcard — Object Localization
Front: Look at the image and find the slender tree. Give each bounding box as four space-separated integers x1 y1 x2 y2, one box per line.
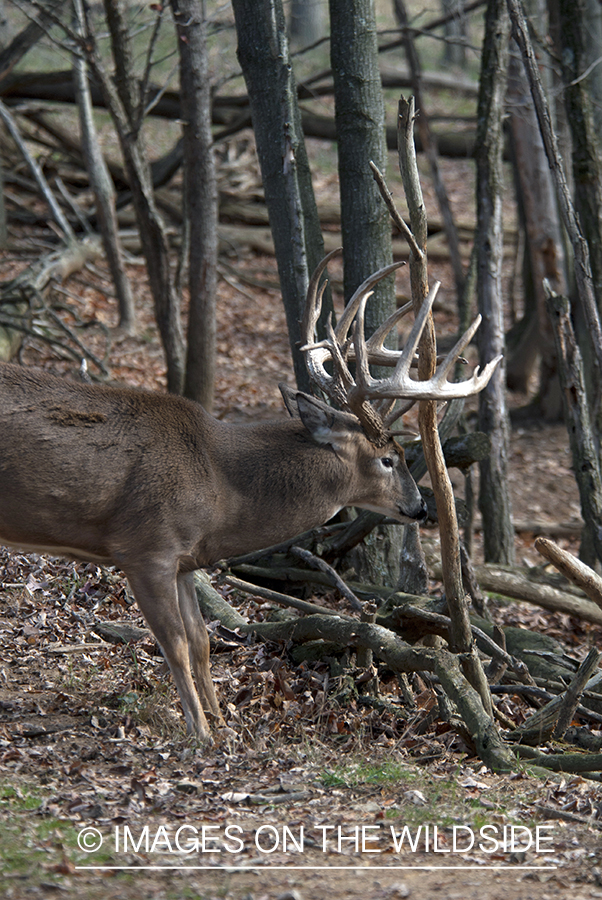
329 0 394 335
171 0 218 410
232 0 330 392
475 0 515 563
73 0 135 333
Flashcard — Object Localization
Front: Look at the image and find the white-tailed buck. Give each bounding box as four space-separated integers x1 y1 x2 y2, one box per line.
0 253 499 741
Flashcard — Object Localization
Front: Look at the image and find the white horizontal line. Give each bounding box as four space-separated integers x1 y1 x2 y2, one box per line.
75 864 558 872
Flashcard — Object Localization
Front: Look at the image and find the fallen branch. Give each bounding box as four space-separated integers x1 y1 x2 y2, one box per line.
506 648 602 744
386 602 531 680
288 545 363 610
222 575 354 620
0 239 102 362
521 750 602 775
238 613 515 771
535 536 602 610
194 570 247 630
428 556 602 625
553 647 601 739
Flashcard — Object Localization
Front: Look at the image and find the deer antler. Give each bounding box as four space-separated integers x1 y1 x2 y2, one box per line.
301 251 502 444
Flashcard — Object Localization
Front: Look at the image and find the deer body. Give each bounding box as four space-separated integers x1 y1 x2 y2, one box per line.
0 361 426 740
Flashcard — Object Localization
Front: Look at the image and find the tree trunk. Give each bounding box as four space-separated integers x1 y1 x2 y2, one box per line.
582 0 602 141
393 0 466 303
73 0 135 334
87 0 186 392
329 0 394 336
508 0 602 562
557 0 602 317
0 149 5 249
329 0 405 584
475 0 515 563
545 287 602 568
290 0 326 45
506 28 566 418
440 0 468 67
171 0 218 411
555 0 602 430
232 0 331 393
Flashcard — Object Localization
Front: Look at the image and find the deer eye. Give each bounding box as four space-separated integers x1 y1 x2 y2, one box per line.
380 457 395 469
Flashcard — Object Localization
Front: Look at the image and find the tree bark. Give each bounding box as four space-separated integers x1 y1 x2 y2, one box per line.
544 286 602 567
557 0 602 319
73 0 135 333
506 28 566 417
84 0 186 392
328 0 394 336
171 0 218 410
328 0 405 584
554 0 602 430
232 0 330 393
475 0 515 564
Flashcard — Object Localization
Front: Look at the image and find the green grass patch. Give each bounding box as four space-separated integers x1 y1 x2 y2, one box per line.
321 759 418 788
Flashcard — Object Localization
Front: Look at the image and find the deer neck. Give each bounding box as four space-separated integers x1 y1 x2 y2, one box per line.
196 418 346 562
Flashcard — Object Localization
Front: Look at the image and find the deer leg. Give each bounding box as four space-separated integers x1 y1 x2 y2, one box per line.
125 567 212 742
177 572 223 723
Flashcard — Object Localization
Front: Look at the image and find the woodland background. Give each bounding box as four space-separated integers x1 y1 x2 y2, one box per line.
1 1 602 897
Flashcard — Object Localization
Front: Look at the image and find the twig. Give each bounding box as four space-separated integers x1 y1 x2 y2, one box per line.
44 307 109 375
223 575 354 620
369 160 420 257
0 98 75 241
288 546 363 610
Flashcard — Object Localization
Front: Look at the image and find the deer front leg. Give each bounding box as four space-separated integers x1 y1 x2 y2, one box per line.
177 572 223 723
124 566 212 742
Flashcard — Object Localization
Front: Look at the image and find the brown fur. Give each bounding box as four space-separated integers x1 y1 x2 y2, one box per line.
0 363 426 741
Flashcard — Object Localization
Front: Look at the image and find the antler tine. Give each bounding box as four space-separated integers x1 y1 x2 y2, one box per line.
325 312 355 406
386 281 442 386
349 289 373 400
382 398 415 428
353 279 502 401
365 300 413 354
301 247 342 345
301 282 337 395
334 260 407 344
430 313 484 386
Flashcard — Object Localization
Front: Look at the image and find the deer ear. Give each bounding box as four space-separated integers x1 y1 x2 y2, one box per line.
293 392 359 449
279 383 301 418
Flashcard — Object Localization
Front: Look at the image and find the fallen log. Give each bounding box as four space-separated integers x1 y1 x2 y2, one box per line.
428 555 602 625
474 564 602 625
535 536 602 610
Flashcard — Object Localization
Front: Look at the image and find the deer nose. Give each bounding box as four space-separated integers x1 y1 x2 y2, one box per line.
415 498 429 523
